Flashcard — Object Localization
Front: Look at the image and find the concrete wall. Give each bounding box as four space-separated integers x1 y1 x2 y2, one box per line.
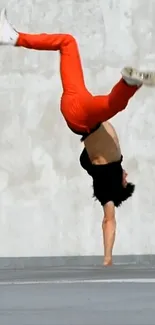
0 0 155 259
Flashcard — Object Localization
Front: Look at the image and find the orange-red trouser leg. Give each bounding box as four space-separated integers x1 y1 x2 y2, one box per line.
16 33 140 133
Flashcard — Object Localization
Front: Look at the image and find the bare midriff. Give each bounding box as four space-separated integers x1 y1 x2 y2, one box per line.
84 121 122 165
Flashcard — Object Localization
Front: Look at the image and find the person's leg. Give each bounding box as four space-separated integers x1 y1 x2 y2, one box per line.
0 9 86 94
85 64 155 129
17 33 87 94
87 78 140 129
0 8 93 132
1 9 155 133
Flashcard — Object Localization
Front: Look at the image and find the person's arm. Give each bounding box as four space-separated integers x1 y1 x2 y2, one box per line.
102 201 116 266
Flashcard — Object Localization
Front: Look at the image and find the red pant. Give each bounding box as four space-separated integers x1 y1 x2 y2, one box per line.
16 33 139 133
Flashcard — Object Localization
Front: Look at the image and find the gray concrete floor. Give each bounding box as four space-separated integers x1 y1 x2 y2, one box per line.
0 265 155 325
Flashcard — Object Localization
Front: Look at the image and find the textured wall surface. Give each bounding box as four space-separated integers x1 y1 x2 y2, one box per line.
0 0 155 258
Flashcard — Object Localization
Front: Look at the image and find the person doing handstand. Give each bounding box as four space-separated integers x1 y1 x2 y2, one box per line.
1 8 155 265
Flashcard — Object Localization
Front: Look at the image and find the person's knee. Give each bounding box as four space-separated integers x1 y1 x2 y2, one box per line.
65 34 76 44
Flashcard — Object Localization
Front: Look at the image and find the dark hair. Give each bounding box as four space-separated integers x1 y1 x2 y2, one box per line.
96 180 135 208
79 148 135 207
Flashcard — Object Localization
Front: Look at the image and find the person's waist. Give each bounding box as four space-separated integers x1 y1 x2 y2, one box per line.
91 155 122 165
67 122 101 141
67 121 89 134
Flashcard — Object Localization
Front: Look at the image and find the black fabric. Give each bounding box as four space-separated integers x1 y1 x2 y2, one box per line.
79 149 135 207
79 147 93 176
91 159 124 207
79 148 123 177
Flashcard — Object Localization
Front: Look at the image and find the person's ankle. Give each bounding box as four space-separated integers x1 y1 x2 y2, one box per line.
122 76 142 87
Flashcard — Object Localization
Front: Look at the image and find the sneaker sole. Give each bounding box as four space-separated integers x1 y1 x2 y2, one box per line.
122 67 155 87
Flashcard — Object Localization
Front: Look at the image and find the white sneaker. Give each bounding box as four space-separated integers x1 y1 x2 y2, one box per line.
121 66 155 87
0 8 18 45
